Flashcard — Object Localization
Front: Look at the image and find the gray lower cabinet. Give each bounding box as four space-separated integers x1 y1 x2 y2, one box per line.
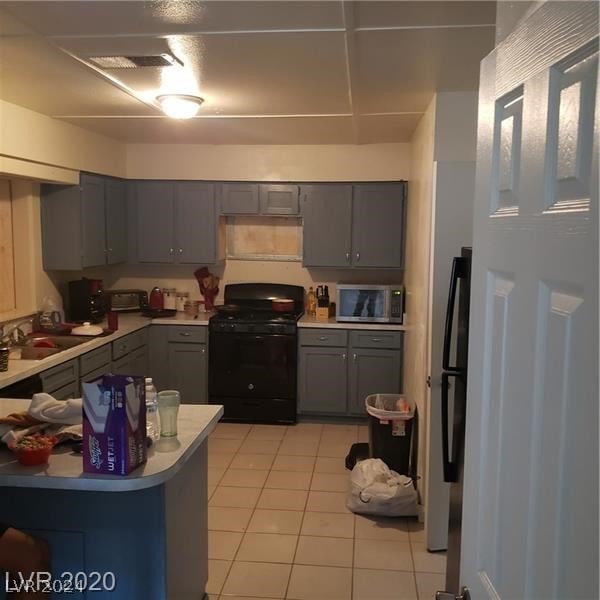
301 182 406 268
348 348 401 415
41 173 126 270
148 325 208 404
40 359 80 398
131 181 222 264
298 328 403 417
298 347 348 414
111 330 148 376
167 342 207 404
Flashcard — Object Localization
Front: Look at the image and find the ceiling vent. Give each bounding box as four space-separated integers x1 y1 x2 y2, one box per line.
87 53 183 69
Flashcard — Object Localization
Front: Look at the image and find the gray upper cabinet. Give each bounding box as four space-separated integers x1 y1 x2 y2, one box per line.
105 178 127 264
301 184 353 267
136 181 175 263
220 183 259 214
175 182 218 264
132 180 222 265
259 184 299 215
41 173 127 270
301 182 405 268
351 184 405 268
220 183 299 216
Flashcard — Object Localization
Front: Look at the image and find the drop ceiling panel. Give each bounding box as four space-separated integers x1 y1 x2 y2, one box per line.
0 35 156 116
354 27 495 113
353 1 496 28
2 1 344 37
60 116 356 144
357 114 423 143
56 32 351 116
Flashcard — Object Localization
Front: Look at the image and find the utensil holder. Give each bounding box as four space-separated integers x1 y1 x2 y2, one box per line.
0 347 9 372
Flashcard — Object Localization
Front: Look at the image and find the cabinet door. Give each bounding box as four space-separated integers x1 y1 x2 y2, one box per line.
167 342 207 404
348 348 401 415
351 184 405 268
40 184 82 270
148 326 170 391
105 178 127 264
112 353 134 375
136 181 175 263
220 183 259 214
298 346 347 414
301 184 352 267
175 182 217 264
81 173 107 268
130 345 148 378
259 184 299 215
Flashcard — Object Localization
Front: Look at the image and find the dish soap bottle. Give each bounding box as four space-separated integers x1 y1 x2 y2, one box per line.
145 377 160 441
307 287 316 316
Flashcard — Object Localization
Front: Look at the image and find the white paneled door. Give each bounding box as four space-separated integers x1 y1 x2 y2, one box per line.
461 2 598 599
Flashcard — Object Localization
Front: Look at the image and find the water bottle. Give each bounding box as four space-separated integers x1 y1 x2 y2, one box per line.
145 377 160 441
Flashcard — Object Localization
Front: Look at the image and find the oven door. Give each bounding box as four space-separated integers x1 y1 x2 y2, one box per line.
209 331 297 400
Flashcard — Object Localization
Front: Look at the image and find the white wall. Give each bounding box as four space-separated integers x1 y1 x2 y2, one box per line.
405 97 436 506
0 99 126 182
126 143 410 181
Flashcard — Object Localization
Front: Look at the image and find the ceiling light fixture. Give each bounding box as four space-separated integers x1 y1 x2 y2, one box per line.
156 94 204 119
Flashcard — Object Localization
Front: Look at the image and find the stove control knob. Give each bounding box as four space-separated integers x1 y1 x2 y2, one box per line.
248 383 254 390
229 324 236 330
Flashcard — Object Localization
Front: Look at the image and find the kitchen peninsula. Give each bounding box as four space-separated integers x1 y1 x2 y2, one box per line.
0 399 222 599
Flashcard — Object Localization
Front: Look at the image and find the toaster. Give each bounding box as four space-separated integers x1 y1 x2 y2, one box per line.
103 289 148 313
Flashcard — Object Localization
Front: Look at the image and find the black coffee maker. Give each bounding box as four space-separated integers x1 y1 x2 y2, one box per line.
67 278 105 323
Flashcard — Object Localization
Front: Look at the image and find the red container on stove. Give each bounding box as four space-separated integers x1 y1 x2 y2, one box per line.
149 287 164 310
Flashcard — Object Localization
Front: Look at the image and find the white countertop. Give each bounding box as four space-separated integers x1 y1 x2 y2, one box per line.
0 399 223 492
298 314 407 331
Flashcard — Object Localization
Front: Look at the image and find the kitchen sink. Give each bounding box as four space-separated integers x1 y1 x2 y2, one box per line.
11 334 92 360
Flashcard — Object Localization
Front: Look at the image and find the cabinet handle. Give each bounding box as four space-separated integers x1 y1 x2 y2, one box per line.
201 347 206 353
345 252 350 263
356 252 360 262
108 247 113 252
178 248 183 254
371 337 382 342
353 353 357 360
179 332 191 337
342 353 347 360
170 248 174 254
318 336 328 341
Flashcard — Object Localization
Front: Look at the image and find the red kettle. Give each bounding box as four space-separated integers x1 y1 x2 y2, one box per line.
149 287 164 310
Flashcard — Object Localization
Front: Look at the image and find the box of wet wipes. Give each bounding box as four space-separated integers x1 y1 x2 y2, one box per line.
82 374 147 475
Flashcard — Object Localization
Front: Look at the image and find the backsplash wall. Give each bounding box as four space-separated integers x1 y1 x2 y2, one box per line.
50 261 404 311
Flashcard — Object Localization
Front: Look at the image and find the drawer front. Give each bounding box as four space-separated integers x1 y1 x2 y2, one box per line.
79 344 111 376
51 381 80 400
349 330 403 349
40 359 79 394
81 365 110 384
299 329 348 347
167 325 207 344
112 329 148 359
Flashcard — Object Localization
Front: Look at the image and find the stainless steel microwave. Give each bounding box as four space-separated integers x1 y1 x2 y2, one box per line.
336 284 404 323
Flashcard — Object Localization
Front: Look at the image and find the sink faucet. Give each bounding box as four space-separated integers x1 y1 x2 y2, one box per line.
0 316 36 345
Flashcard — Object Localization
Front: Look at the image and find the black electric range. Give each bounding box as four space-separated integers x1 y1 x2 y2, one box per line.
208 283 304 424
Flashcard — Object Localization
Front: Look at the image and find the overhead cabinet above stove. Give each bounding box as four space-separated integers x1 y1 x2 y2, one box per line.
220 183 300 216
301 182 406 268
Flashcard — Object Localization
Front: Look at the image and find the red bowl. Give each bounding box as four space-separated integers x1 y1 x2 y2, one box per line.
11 436 57 466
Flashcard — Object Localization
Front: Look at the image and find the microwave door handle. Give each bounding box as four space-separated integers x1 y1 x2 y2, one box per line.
443 257 467 371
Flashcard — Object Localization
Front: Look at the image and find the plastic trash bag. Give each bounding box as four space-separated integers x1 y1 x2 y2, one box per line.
346 458 418 517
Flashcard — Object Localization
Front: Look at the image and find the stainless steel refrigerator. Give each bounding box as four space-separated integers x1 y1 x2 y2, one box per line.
436 247 472 600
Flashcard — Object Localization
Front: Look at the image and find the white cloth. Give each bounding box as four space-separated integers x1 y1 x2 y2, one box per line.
28 393 82 425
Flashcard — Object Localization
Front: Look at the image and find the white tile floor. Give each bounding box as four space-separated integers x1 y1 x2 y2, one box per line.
207 422 446 600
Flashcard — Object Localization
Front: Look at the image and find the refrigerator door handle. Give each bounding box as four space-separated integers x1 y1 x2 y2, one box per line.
443 256 467 371
441 370 461 483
